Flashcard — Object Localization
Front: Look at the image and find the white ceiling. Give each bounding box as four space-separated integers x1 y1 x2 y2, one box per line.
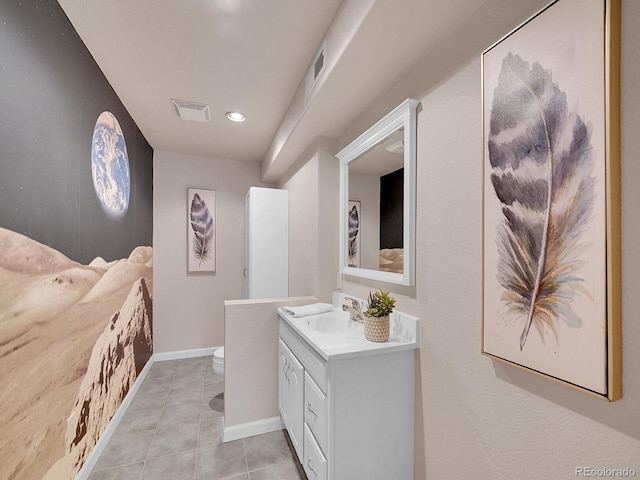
57 0 500 182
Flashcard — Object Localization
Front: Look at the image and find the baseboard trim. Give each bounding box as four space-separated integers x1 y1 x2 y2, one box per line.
153 346 220 362
75 357 154 480
222 416 283 443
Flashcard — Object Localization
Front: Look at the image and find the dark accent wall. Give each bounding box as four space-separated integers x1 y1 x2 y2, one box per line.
379 168 403 249
0 0 153 264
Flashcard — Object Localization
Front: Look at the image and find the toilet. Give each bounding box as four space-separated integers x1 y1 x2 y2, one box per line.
212 347 224 378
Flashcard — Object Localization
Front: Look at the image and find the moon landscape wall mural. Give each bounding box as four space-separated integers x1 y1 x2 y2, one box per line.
0 1 154 478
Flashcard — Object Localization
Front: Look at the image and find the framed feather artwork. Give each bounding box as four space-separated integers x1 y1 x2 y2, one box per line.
481 0 621 400
348 200 361 268
187 187 216 274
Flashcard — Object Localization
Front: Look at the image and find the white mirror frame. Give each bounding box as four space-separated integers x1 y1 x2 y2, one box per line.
337 98 418 286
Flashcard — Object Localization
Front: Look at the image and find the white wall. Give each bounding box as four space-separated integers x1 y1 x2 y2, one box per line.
279 145 339 302
223 296 316 434
281 153 319 297
331 1 640 479
317 148 341 301
153 150 268 353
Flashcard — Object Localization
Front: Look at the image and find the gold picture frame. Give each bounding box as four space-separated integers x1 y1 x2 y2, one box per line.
481 0 621 401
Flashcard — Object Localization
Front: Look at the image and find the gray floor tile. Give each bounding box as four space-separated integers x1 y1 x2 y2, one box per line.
196 440 247 480
146 360 178 378
245 431 295 471
166 384 204 407
177 360 207 375
87 461 144 480
204 368 224 385
203 381 225 398
116 406 161 434
137 374 173 395
142 449 196 480
158 400 201 427
249 460 303 480
127 389 168 412
171 369 206 389
179 356 208 365
148 423 200 459
199 417 224 447
92 429 154 470
202 383 225 419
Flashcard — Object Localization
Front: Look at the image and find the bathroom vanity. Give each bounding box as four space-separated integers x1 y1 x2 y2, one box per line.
278 300 419 480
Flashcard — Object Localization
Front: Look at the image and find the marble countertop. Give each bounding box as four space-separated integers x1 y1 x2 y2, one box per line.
277 305 419 361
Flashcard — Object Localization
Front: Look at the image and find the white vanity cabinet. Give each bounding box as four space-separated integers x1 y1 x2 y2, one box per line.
278 318 415 480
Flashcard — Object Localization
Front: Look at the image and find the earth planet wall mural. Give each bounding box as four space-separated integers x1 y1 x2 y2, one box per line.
91 111 131 218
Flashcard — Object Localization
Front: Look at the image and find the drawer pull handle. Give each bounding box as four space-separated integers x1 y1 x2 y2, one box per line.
307 402 318 416
307 457 318 478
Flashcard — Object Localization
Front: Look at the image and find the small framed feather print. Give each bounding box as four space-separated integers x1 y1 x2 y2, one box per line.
348 200 361 268
481 0 621 400
187 187 216 274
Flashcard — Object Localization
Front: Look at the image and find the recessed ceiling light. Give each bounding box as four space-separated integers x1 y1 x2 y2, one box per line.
226 111 246 122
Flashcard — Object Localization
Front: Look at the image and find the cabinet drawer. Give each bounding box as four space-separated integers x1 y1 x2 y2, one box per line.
304 424 327 480
304 372 328 454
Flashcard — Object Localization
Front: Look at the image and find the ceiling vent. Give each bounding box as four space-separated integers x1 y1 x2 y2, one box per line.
385 139 404 154
171 99 211 122
305 40 326 102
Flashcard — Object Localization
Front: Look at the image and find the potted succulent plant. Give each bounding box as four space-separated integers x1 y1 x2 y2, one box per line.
363 289 396 342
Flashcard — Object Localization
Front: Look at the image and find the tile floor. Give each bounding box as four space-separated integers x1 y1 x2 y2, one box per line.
88 355 305 480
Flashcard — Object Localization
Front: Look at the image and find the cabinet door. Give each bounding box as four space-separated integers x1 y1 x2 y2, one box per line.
286 345 304 460
243 192 250 298
278 339 289 424
245 188 288 299
279 339 304 461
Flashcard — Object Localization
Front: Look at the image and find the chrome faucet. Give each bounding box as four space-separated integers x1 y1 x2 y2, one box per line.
342 296 365 322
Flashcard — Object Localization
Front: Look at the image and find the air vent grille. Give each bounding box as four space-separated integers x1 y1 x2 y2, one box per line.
314 49 325 79
171 99 211 122
305 40 327 102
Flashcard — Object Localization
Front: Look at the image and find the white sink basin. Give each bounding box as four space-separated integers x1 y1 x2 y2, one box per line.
302 313 360 335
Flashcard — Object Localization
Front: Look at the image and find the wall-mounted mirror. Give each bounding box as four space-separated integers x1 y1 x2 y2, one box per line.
337 98 418 286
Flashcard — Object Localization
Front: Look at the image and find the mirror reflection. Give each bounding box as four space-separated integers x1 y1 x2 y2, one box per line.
337 98 417 286
347 128 404 274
